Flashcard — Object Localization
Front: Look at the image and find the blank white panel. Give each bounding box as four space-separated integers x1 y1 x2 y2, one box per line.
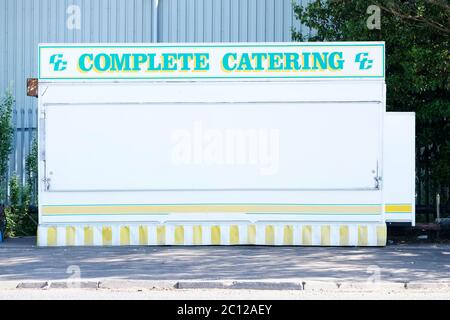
44 102 381 191
384 113 415 223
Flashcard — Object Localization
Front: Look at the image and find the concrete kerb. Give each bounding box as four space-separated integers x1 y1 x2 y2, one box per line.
15 280 99 289
404 282 450 290
10 279 450 291
49 281 99 289
15 281 49 289
99 280 177 290
175 280 304 290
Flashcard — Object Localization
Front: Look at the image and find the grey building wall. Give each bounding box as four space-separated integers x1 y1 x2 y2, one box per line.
0 0 311 193
158 0 309 42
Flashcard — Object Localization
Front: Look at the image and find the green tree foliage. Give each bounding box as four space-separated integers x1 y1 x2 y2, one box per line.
5 173 37 237
0 91 14 204
293 0 449 205
5 142 38 237
26 140 38 205
0 90 38 237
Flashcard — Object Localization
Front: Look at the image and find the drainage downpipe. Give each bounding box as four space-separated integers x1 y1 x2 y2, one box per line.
153 0 159 43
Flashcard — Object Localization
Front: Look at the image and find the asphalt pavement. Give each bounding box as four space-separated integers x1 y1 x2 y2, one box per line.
1 237 449 284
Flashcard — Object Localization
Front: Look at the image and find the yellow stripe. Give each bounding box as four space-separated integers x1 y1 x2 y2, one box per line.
193 225 202 245
47 227 57 246
376 225 387 246
139 225 148 245
283 225 293 245
102 226 112 246
229 225 239 245
265 225 275 245
339 225 349 246
211 226 221 245
385 204 412 213
247 225 256 244
66 226 75 246
156 225 165 245
84 226 93 246
302 225 312 245
174 226 184 245
42 204 381 215
37 223 388 247
358 225 368 246
120 226 130 245
321 225 331 246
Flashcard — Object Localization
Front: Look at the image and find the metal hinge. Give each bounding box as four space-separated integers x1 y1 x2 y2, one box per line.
374 176 382 189
374 161 382 189
42 177 51 191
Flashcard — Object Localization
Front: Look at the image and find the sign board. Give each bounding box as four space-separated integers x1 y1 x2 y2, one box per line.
38 42 384 80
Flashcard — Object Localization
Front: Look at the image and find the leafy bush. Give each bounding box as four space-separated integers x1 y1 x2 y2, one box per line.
5 175 37 237
0 90 38 237
0 91 14 204
26 139 38 205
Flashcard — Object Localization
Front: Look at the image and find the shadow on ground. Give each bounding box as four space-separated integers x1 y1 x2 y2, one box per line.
1 237 449 282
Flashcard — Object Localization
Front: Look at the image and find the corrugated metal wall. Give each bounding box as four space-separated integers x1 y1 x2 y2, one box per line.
158 0 310 42
0 0 311 199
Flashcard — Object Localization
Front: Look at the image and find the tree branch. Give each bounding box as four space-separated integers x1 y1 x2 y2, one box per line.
376 1 450 35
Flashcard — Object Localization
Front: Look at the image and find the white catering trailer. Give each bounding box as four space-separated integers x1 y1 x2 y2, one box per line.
37 42 415 246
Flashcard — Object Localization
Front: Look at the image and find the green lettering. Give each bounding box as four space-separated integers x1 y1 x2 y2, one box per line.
194 53 209 70
132 54 147 71
222 53 237 71
268 53 284 70
312 52 329 70
329 52 344 70
237 53 253 71
251 53 267 71
78 54 93 72
110 54 131 71
94 54 111 72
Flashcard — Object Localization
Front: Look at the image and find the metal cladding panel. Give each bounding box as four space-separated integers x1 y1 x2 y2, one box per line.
158 0 310 42
0 0 310 196
0 0 155 188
